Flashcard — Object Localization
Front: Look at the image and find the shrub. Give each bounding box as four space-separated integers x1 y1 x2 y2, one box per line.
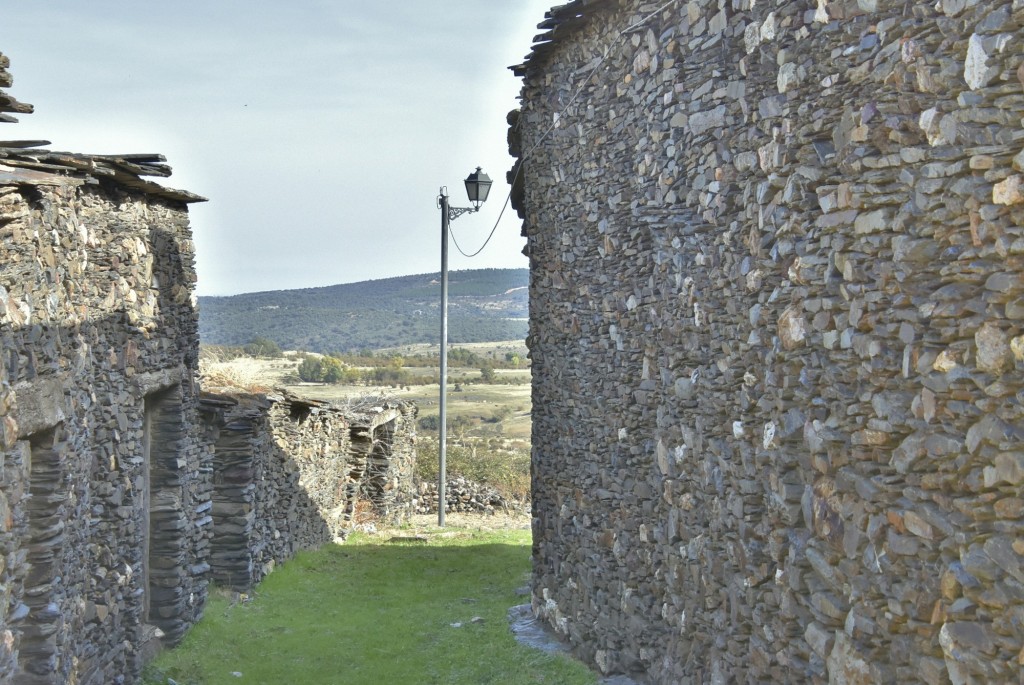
478 362 496 384
415 436 530 501
297 356 325 382
244 336 283 358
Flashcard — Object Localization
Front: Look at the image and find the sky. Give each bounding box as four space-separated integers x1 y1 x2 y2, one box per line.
0 1 554 296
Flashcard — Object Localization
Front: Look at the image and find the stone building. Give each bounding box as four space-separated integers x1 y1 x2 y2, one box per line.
0 51 425 683
0 52 210 682
513 1 1024 682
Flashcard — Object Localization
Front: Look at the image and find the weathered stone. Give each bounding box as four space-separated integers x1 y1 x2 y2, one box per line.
903 511 935 540
941 621 997 685
964 34 995 90
975 322 1013 374
777 63 801 93
993 452 1024 485
993 175 1024 205
853 209 888 234
804 621 833 657
689 105 727 136
827 632 875 685
779 307 807 349
1011 335 1024 361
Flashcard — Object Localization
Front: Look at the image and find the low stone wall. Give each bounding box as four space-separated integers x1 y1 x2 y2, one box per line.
414 477 530 516
515 1 1024 683
202 392 416 590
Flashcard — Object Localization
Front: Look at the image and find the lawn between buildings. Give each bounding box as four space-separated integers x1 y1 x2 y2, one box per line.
144 527 597 685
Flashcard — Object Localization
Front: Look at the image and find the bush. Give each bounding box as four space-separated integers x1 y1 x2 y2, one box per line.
485 406 513 423
244 336 283 358
415 436 530 501
478 362 496 384
297 354 351 383
297 356 325 382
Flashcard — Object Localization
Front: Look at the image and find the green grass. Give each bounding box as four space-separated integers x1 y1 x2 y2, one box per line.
144 530 596 685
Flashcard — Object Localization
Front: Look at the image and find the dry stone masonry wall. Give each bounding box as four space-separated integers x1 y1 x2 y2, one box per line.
0 167 208 682
514 1 1024 682
414 477 531 516
0 51 423 684
202 392 417 590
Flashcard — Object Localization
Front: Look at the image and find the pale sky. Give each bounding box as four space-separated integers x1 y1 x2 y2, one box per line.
1 1 553 295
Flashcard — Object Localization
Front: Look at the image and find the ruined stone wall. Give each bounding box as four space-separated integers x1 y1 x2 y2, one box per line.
516 1 1024 682
0 180 208 684
204 393 416 590
351 399 418 526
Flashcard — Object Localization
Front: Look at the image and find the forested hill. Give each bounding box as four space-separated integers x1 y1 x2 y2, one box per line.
198 268 528 353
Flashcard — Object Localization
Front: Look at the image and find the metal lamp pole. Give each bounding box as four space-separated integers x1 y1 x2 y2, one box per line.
436 167 491 527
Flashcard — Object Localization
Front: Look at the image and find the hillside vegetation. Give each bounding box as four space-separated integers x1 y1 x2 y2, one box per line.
199 268 528 353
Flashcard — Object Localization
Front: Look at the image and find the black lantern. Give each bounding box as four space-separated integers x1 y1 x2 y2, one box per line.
464 167 492 209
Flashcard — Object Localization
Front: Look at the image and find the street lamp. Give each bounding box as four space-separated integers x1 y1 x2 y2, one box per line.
436 167 492 526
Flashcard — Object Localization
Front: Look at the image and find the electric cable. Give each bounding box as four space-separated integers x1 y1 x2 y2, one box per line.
449 0 683 259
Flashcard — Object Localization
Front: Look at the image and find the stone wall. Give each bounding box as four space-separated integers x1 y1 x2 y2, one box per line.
414 477 531 515
0 50 422 684
202 392 416 590
0 167 207 681
514 1 1024 682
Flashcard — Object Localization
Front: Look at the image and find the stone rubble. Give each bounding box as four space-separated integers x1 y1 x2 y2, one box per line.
414 476 530 516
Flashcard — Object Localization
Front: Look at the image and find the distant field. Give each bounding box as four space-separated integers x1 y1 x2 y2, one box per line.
201 350 533 456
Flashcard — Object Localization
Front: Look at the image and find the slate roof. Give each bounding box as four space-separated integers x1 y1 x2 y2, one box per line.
0 51 32 123
510 0 614 77
0 50 205 204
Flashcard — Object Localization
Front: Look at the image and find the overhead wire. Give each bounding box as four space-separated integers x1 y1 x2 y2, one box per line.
448 0 683 259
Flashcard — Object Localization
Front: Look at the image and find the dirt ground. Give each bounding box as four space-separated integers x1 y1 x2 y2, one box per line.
405 511 531 531
351 511 529 539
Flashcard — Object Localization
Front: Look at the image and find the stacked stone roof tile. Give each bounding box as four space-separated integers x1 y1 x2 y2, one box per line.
0 49 204 204
0 50 33 122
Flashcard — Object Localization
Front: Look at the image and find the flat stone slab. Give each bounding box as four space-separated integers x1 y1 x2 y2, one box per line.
507 604 643 684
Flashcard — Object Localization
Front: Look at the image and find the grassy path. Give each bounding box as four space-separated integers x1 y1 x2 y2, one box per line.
145 528 596 685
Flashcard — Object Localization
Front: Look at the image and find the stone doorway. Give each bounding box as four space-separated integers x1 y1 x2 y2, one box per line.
14 427 67 685
143 386 189 642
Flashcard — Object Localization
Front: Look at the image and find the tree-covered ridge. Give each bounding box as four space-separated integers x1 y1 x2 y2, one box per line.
199 268 528 352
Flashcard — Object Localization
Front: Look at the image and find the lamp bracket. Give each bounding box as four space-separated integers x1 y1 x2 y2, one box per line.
448 206 478 222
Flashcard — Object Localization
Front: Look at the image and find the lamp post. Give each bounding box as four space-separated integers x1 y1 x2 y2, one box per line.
436 167 492 526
